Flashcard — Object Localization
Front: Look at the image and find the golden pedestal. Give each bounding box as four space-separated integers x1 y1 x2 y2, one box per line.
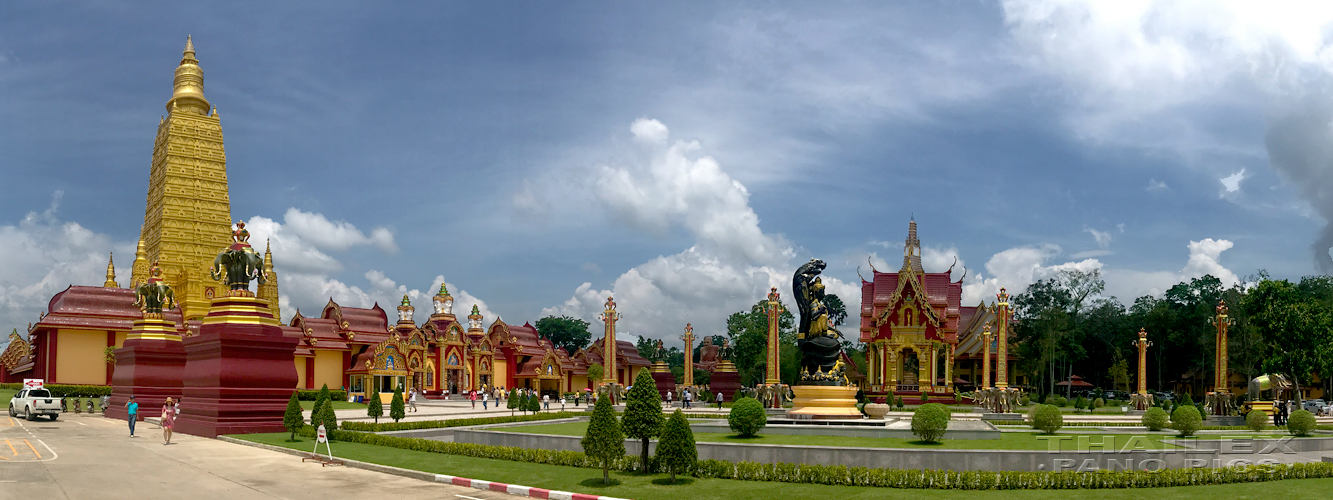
201 293 281 326
787 385 861 419
127 317 182 341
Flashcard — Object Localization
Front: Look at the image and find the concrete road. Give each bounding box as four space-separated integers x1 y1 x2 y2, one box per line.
0 412 513 500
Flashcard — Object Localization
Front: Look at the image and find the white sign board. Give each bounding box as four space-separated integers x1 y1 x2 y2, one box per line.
316 424 328 443
23 379 44 390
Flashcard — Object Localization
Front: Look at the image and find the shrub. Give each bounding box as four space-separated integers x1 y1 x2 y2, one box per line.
954 392 962 404
624 368 664 472
920 392 929 402
728 397 767 437
527 392 542 413
855 389 866 404
1179 394 1195 407
282 391 304 442
367 389 383 423
1053 396 1068 407
297 389 347 401
1019 395 1030 406
911 403 950 443
1094 397 1105 409
1288 409 1317 437
655 409 697 483
1171 405 1202 437
1142 407 1169 431
1031 404 1063 434
342 412 579 431
895 396 904 409
1246 409 1269 432
1073 396 1086 413
507 389 519 415
581 395 624 484
316 394 338 431
390 386 406 423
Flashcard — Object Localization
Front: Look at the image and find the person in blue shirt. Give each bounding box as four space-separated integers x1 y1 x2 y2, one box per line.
126 396 139 437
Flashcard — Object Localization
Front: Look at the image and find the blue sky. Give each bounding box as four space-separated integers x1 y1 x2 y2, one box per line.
2 2 1329 347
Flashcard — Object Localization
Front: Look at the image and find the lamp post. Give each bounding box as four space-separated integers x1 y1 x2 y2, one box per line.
1131 328 1153 410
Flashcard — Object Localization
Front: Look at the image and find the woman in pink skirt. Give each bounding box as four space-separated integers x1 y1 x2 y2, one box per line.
161 397 175 445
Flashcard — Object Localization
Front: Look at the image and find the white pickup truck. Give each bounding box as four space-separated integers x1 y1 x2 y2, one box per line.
8 388 63 421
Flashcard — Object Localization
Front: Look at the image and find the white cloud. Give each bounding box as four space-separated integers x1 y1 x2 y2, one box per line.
545 119 807 343
921 245 963 274
277 208 397 253
0 192 132 330
1084 227 1113 248
1147 179 1169 192
1220 168 1245 194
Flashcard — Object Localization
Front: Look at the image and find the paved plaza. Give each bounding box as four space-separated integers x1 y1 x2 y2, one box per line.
0 411 512 500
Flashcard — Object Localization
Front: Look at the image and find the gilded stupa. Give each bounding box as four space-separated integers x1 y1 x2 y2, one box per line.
130 36 246 320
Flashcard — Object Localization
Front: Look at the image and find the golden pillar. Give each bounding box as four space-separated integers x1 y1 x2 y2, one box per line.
600 296 620 386
680 323 694 387
981 323 992 389
1135 328 1151 395
995 288 1011 388
764 287 782 384
1211 300 1232 392
945 343 955 390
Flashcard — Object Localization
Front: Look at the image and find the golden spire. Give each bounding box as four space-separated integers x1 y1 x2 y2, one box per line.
168 35 210 115
263 239 274 275
103 252 118 288
257 239 281 321
130 238 149 288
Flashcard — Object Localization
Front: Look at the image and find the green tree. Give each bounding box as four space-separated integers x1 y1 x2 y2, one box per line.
1172 405 1202 437
1243 278 1333 408
623 368 664 472
527 392 542 413
535 315 592 355
315 396 338 431
655 409 696 483
581 395 625 484
507 388 519 416
282 391 304 442
727 397 767 437
911 403 950 443
366 389 383 424
309 396 326 426
824 293 848 327
725 299 796 386
390 386 406 423
587 364 604 384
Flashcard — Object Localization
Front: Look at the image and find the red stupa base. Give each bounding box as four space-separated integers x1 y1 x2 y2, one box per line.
651 366 676 400
173 296 297 438
709 367 741 401
105 319 185 422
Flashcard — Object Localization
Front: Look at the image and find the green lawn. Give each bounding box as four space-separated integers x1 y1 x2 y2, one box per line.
232 432 1333 500
300 399 367 411
501 421 1229 450
2 388 17 408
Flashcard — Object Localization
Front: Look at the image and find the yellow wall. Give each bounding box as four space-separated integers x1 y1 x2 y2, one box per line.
294 357 308 389
571 374 588 391
313 350 344 390
494 358 508 388
113 332 127 349
56 329 108 385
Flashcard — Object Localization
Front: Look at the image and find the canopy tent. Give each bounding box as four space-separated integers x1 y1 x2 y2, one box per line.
1055 375 1093 387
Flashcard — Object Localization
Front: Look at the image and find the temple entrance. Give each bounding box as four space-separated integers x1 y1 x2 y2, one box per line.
446 369 462 394
900 349 919 390
479 374 491 390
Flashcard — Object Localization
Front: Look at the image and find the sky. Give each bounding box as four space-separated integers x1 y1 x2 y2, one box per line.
3 1 1333 351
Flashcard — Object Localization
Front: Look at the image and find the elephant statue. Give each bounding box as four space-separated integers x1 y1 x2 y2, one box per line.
133 263 176 315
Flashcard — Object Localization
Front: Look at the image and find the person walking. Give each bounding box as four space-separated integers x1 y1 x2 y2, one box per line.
469 390 477 409
408 387 419 413
665 389 672 407
716 391 724 409
482 391 489 410
126 396 139 437
683 389 692 408
542 393 550 410
161 398 176 445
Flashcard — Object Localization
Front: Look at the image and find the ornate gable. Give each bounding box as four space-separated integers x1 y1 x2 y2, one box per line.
876 265 941 328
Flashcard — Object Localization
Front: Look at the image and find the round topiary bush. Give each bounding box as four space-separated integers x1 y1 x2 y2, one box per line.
1019 395 1030 406
727 397 767 437
1031 404 1063 434
1094 397 1105 409
1053 396 1068 407
1246 409 1269 432
1171 405 1202 437
1287 409 1316 437
911 403 951 443
1142 407 1169 431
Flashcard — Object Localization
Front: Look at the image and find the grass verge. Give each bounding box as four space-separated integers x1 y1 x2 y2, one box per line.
231 432 1333 500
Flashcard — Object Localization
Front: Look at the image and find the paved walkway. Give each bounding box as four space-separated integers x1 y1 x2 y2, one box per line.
0 412 512 500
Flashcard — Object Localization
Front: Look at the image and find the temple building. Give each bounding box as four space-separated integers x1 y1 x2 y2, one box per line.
859 220 1022 399
0 37 656 397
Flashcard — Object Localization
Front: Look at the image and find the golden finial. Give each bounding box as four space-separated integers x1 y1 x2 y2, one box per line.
184 35 195 57
103 252 118 288
263 239 274 271
168 35 210 115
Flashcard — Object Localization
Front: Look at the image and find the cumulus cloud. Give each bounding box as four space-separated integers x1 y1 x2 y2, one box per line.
1084 227 1112 248
545 119 811 343
278 207 396 253
1220 169 1245 194
0 192 132 330
1003 0 1333 271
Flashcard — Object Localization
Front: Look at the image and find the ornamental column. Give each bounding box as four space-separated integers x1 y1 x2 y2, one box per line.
600 296 620 386
681 323 695 387
945 344 954 390
981 324 992 389
764 287 782 385
1132 328 1153 410
1211 300 1232 394
995 288 1011 388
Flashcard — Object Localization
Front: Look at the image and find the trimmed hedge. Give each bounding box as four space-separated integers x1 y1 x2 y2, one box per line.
298 389 347 402
341 411 579 432
1288 410 1317 437
0 384 112 397
286 427 1333 489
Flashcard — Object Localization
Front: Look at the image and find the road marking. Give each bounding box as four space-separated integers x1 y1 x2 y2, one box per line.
72 420 86 426
22 439 40 459
4 438 16 458
455 495 487 500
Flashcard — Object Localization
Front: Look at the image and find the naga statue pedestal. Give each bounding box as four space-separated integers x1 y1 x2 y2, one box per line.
174 295 297 438
106 317 185 421
709 361 741 401
787 385 861 419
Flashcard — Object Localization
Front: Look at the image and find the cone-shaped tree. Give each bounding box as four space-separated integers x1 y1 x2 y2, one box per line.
527 391 542 413
318 383 332 403
507 388 519 416
367 389 383 424
624 368 664 472
309 396 325 426
390 386 406 423
655 409 696 483
283 391 304 442
581 395 625 484
315 393 338 431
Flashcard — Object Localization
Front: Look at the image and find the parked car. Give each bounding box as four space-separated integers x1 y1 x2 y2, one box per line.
9 387 63 421
1302 399 1327 413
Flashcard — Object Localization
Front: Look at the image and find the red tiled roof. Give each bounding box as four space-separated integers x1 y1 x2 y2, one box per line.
34 286 186 333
